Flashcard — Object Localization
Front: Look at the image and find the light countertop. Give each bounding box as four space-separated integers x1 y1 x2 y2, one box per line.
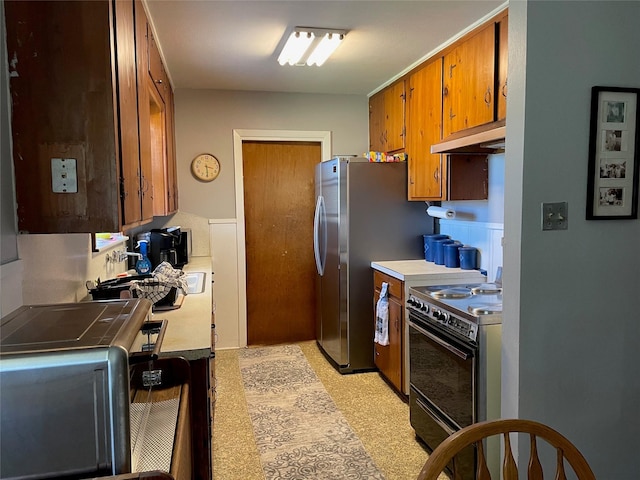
371 259 486 283
155 256 213 360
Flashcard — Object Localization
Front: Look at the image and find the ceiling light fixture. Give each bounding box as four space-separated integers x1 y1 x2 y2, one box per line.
277 28 346 67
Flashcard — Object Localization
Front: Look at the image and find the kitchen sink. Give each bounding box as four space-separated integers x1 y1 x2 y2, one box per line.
184 272 206 294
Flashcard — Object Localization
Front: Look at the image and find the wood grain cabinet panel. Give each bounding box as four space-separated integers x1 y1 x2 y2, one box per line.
5 0 157 233
5 0 177 233
406 58 444 200
373 270 404 393
368 91 386 152
368 80 405 153
135 1 178 218
443 23 496 138
384 80 406 152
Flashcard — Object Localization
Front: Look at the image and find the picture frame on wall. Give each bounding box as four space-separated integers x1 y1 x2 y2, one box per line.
586 86 640 219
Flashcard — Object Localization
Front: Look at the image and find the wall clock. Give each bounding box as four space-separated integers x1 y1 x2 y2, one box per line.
191 154 220 182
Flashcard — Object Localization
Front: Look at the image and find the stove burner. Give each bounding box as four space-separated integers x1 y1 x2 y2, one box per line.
431 287 472 299
468 304 503 315
468 283 503 295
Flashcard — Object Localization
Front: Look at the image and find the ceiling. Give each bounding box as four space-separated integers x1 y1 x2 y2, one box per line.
144 0 506 96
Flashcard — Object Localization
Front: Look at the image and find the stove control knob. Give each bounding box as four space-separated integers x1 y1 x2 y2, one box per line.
421 304 429 313
442 312 450 323
432 309 440 319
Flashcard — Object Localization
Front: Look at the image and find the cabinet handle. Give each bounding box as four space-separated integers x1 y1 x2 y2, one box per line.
449 108 456 120
443 86 449 97
449 63 457 78
156 79 163 84
433 168 439 182
485 87 492 106
502 78 508 98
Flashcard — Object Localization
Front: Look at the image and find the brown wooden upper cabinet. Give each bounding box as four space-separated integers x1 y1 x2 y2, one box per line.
443 22 496 138
136 1 178 217
5 0 176 234
406 58 444 200
370 10 506 201
369 80 405 153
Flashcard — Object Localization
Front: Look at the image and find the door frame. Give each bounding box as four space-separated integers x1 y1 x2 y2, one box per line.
232 129 332 347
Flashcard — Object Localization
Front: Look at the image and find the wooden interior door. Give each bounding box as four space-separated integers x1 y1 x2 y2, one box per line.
243 141 320 345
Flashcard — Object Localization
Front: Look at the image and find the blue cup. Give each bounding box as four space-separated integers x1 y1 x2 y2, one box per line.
459 247 478 270
444 242 462 268
423 234 449 262
434 239 456 265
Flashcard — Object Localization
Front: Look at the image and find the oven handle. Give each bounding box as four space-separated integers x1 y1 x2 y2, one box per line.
409 320 470 360
415 395 457 436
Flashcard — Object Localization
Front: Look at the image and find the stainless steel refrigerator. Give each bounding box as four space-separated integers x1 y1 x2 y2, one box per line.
313 156 434 373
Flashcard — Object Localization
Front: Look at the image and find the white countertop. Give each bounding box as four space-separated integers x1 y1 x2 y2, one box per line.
154 256 213 359
371 259 486 283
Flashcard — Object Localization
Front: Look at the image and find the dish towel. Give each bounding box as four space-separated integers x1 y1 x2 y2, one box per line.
130 261 189 304
375 282 389 346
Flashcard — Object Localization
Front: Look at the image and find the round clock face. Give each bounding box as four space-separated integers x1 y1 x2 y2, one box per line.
191 154 220 182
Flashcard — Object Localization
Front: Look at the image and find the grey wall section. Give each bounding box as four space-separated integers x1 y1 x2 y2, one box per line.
1 2 18 264
174 89 368 220
505 2 640 478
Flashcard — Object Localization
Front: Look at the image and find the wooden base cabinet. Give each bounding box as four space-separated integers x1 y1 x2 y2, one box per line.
373 270 405 393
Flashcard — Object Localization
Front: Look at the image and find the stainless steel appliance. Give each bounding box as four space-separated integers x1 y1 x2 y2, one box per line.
0 299 191 480
407 280 502 478
313 156 433 373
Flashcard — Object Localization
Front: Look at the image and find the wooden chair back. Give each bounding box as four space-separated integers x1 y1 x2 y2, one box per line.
416 419 596 480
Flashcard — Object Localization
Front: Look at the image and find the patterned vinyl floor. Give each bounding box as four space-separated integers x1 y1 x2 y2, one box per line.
212 341 438 480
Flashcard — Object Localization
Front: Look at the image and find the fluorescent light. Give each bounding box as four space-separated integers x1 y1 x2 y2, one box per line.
277 31 314 66
306 33 343 66
277 28 346 66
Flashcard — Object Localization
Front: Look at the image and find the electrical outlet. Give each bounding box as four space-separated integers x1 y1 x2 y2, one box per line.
51 158 78 193
541 202 568 230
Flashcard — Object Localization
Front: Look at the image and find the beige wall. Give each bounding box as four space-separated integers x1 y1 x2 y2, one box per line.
173 89 368 220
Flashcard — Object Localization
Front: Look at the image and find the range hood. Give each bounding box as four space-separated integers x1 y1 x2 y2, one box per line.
431 120 506 154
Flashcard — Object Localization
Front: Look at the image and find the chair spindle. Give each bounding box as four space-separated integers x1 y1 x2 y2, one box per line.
475 440 492 480
503 432 518 480
528 433 543 479
554 448 568 480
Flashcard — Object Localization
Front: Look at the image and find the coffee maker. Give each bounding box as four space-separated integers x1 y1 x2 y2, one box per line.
148 227 189 270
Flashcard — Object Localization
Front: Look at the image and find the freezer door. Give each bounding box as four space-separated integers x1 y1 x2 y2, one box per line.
316 160 346 366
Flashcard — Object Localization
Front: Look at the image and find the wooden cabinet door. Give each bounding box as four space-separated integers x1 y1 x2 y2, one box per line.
384 81 406 152
443 23 496 137
115 0 144 227
407 59 444 200
373 271 404 392
497 15 508 121
134 0 154 223
148 27 169 102
369 92 386 152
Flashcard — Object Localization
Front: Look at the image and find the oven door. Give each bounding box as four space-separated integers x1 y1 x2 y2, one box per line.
408 312 477 446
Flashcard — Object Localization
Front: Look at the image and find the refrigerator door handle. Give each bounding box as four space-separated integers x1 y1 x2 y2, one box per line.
313 195 326 276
